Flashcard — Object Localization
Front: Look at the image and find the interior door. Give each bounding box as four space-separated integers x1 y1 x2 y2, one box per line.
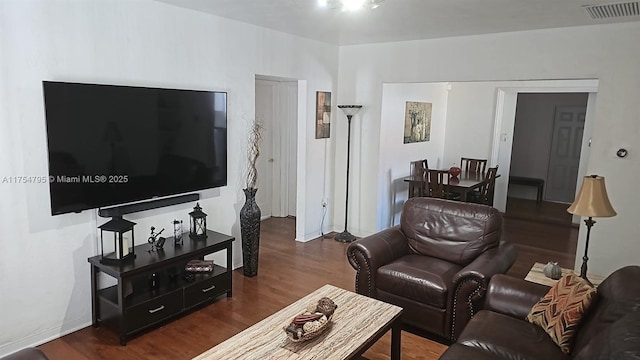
254 78 297 218
255 80 274 217
546 106 586 203
283 82 298 217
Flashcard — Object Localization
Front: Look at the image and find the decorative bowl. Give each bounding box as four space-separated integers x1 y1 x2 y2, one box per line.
283 297 337 342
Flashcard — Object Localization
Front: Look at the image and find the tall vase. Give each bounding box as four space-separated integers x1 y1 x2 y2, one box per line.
240 188 261 277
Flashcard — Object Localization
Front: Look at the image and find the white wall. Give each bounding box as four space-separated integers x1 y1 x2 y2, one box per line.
377 83 448 229
0 0 338 355
442 82 504 166
337 22 640 277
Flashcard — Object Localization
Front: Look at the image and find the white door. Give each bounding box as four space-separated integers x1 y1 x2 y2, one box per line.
546 106 586 203
255 81 274 217
282 83 298 217
255 78 297 218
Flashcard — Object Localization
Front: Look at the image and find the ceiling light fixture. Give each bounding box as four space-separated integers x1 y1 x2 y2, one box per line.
318 0 385 11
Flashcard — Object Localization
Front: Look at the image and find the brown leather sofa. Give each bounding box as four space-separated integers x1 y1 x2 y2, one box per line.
440 266 640 359
347 197 517 341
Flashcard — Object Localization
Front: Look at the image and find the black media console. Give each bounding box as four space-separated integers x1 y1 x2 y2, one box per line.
88 230 234 345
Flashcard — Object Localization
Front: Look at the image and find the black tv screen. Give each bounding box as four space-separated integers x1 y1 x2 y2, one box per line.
42 81 227 215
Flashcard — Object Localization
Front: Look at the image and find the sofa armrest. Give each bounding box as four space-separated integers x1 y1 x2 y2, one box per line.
484 274 550 319
448 240 517 339
347 226 408 297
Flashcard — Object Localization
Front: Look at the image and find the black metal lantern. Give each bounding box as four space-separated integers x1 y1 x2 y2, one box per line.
189 203 207 240
99 216 136 264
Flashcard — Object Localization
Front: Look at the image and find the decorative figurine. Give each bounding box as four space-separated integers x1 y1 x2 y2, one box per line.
156 236 166 249
147 226 165 252
543 261 563 280
173 219 184 245
149 272 160 291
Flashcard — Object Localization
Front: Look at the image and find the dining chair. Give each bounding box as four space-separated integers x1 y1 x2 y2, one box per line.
461 157 487 174
408 159 429 198
470 166 499 206
425 169 459 200
410 159 429 177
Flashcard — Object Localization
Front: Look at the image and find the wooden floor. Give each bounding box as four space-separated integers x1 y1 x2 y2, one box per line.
505 196 574 226
504 197 578 277
38 199 576 360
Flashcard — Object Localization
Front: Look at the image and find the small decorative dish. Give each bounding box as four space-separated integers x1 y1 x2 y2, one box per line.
283 297 337 342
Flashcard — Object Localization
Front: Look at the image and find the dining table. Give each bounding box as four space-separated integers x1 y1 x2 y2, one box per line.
404 170 498 202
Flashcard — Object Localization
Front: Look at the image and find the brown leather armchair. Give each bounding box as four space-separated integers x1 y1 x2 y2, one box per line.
347 198 517 341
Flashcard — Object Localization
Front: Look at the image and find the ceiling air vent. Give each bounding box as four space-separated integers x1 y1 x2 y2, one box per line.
583 1 640 19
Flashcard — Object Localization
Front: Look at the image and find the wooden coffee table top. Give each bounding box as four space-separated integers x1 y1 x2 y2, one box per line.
193 284 403 360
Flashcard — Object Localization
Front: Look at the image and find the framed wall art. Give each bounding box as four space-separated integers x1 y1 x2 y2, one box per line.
403 101 432 144
316 91 331 139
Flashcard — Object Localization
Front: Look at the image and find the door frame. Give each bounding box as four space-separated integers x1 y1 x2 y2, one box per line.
254 75 301 223
490 79 599 217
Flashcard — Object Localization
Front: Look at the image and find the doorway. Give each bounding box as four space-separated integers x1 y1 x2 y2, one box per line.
255 77 298 219
507 93 588 221
490 79 598 217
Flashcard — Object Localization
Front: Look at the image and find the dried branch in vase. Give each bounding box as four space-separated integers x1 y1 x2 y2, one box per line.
246 118 264 189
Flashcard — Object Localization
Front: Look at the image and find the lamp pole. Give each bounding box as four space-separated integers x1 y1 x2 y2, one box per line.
580 217 595 279
335 105 362 243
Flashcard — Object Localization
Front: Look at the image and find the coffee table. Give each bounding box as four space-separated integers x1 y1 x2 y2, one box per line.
192 284 403 360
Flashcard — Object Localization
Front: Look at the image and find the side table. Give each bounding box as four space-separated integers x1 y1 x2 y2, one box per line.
525 262 605 287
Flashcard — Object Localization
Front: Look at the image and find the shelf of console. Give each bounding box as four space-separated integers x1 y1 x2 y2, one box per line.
88 230 234 345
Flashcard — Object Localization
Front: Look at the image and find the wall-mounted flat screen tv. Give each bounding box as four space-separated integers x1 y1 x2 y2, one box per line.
42 81 227 215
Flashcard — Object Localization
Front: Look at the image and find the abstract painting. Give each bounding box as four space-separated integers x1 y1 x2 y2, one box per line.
316 91 331 139
403 101 431 143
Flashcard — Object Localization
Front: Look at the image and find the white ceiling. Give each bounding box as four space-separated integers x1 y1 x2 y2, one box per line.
154 0 640 45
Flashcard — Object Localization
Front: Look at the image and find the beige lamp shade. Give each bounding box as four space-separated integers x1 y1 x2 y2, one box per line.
567 175 617 217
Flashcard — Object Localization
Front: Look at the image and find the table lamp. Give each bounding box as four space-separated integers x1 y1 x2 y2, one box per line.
567 175 616 281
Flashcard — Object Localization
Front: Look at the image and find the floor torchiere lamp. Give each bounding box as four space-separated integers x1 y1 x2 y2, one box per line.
567 175 616 282
335 105 363 243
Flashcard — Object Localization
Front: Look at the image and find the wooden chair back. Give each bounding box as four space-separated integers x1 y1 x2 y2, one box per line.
478 166 499 205
408 159 429 198
410 159 429 178
426 169 450 199
461 157 487 174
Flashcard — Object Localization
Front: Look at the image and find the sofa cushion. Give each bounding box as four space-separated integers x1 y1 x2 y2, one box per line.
527 274 597 354
377 254 461 308
400 198 502 265
439 343 508 360
573 311 640 359
572 266 640 358
456 310 570 359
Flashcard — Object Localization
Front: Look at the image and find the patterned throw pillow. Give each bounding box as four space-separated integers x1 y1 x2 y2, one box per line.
526 273 597 354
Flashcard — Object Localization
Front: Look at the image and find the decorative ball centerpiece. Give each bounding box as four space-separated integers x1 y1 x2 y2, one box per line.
449 165 461 178
284 297 337 342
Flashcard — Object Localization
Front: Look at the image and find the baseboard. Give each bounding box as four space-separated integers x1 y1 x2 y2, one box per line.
0 318 91 358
